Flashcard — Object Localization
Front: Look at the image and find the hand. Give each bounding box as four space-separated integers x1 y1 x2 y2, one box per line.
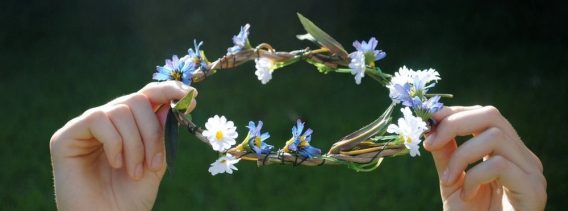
50 81 197 211
423 106 546 211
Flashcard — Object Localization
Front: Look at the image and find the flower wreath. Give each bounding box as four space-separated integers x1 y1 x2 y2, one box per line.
153 14 452 175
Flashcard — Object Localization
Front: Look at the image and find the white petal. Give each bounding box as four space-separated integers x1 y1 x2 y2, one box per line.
387 124 399 134
226 120 234 128
208 155 240 176
210 142 222 151
406 143 421 157
202 130 212 137
401 107 413 119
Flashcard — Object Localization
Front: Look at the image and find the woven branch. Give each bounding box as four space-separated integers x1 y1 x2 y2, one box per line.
190 45 370 83
171 43 399 167
173 110 406 167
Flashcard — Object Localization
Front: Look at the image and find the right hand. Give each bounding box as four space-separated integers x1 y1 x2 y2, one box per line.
424 106 546 210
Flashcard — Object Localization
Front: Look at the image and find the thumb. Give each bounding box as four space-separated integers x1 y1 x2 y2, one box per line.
429 138 465 199
139 81 197 107
156 104 171 127
424 106 481 197
138 81 198 126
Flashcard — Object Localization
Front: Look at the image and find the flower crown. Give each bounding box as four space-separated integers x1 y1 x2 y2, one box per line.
154 14 452 175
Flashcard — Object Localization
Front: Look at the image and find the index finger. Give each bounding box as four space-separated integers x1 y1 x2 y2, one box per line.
425 105 483 197
432 105 483 122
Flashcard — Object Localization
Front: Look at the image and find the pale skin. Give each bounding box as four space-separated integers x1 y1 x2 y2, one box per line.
50 82 546 210
50 81 197 211
423 106 547 210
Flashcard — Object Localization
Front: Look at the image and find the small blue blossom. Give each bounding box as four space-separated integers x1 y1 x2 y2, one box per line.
348 37 386 84
152 55 193 85
411 95 443 114
352 37 386 62
246 121 273 157
284 120 321 158
299 146 321 158
227 24 251 55
411 95 444 121
389 83 414 107
187 39 209 72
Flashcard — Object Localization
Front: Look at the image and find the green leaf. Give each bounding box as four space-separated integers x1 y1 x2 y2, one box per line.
297 13 349 60
165 108 179 174
173 90 195 113
349 157 384 172
306 59 336 74
371 135 399 141
328 103 395 154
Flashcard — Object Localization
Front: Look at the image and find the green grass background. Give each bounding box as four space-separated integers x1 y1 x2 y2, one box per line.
1 0 567 210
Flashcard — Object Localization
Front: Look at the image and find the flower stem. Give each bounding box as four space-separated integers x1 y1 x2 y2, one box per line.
425 93 454 98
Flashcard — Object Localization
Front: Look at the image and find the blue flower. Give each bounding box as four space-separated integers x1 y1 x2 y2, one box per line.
352 37 386 62
299 146 321 159
246 121 273 157
153 55 193 85
389 83 414 107
411 95 443 114
348 37 386 84
187 39 209 72
227 24 251 55
284 120 321 158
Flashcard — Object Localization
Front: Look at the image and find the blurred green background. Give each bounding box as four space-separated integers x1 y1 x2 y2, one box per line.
1 0 567 210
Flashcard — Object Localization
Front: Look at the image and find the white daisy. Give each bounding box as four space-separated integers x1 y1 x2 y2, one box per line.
387 107 428 157
202 115 238 152
389 66 414 87
412 68 440 90
348 51 366 85
254 57 275 84
208 154 240 175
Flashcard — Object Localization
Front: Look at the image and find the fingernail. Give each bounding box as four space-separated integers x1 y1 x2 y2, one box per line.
442 168 449 185
151 153 163 170
115 154 123 168
134 163 143 179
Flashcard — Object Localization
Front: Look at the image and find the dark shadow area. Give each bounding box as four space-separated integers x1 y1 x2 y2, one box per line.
1 0 566 209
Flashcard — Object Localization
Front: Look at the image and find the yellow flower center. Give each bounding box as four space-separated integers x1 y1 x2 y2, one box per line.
171 71 182 81
283 138 294 153
220 159 226 164
299 136 309 147
215 131 224 140
404 136 412 144
255 137 262 147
